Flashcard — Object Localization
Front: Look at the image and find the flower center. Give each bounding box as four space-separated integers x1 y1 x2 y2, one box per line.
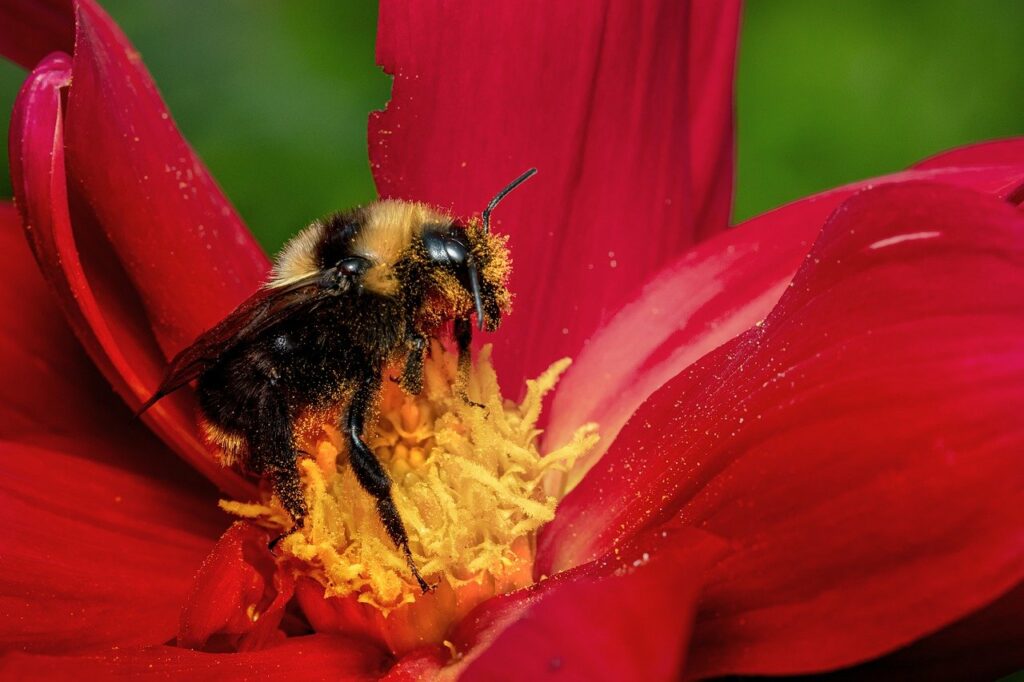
221 343 597 650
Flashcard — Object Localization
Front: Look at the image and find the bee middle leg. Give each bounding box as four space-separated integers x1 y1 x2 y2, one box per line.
399 333 426 395
345 374 431 592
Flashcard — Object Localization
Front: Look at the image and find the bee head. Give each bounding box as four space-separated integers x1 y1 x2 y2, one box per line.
419 169 534 331
420 222 510 332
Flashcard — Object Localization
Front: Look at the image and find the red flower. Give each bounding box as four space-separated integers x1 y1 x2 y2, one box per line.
2 1 1024 679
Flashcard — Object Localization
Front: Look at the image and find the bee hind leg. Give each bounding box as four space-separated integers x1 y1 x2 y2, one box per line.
245 391 307 551
268 467 307 551
346 374 432 593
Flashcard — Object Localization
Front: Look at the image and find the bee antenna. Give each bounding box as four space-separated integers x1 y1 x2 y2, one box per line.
482 168 537 233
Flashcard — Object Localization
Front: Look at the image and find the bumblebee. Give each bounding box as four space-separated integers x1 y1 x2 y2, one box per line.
140 169 536 591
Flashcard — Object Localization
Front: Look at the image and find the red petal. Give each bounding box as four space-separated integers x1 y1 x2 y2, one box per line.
380 649 448 681
1 200 230 654
913 138 1024 205
385 527 723 680
178 523 296 653
545 145 1024 486
64 1 269 355
540 182 1024 675
0 201 111 439
459 528 722 681
7 0 269 357
544 189 824 488
9 53 253 498
0 438 225 654
8 1 269 494
913 137 1024 170
0 0 73 69
372 0 740 389
0 635 390 680
814 583 1024 682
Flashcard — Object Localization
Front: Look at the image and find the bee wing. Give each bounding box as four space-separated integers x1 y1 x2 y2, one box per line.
136 275 328 415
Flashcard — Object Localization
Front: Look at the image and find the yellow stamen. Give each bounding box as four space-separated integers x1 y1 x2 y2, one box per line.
221 342 597 649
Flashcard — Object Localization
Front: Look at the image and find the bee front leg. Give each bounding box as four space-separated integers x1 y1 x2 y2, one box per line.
400 333 426 395
345 374 431 593
453 317 483 407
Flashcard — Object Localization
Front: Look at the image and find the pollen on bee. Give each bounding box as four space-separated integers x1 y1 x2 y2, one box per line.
220 341 598 649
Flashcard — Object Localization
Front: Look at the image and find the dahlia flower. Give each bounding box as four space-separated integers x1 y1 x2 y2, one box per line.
2 1 1022 679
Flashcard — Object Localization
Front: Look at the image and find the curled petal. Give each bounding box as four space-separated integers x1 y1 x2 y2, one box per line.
9 53 253 497
373 0 740 389
0 200 111 439
7 0 269 494
7 0 269 356
64 1 269 356
546 142 1024 487
0 635 390 681
178 523 296 652
541 183 1024 676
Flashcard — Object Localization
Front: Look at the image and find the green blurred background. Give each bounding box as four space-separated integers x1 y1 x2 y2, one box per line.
1 0 1021 254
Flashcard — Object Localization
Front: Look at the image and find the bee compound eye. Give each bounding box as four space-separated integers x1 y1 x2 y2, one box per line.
337 257 370 275
443 238 469 266
422 229 449 265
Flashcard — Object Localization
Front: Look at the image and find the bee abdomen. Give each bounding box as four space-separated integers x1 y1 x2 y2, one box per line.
200 416 247 467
